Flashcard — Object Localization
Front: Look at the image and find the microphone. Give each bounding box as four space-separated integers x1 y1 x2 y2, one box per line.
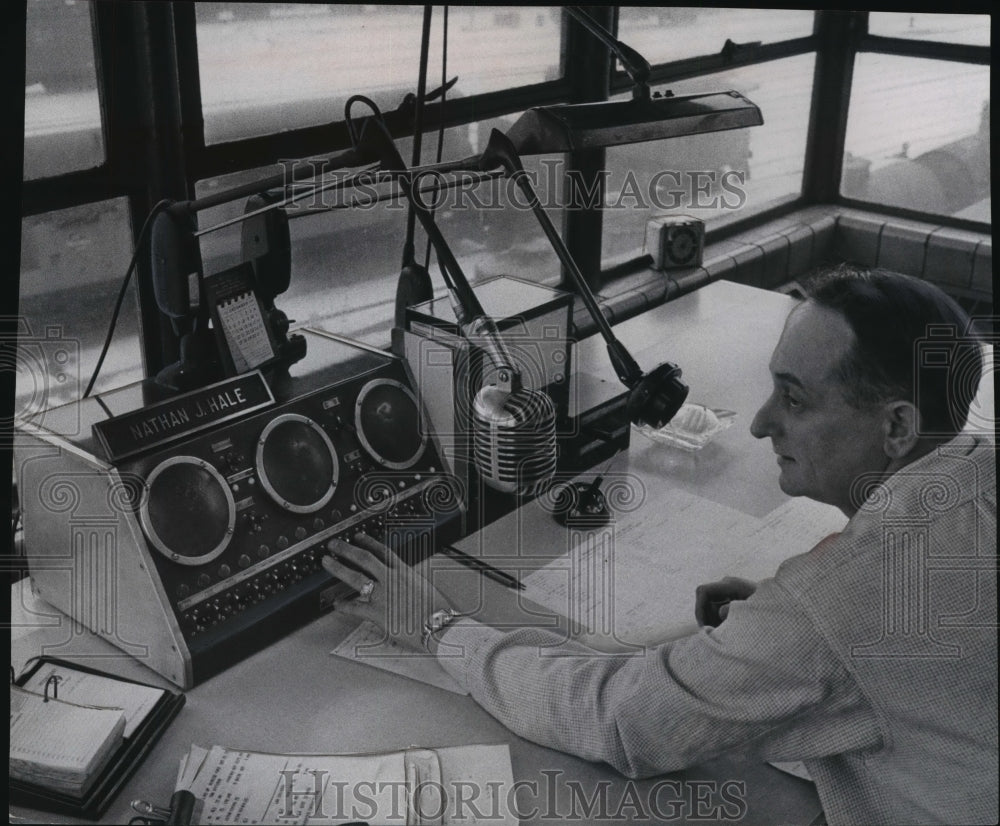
365 123 558 496
472 383 558 495
464 316 558 495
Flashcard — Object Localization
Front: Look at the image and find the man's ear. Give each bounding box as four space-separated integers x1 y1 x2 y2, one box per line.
881 401 920 459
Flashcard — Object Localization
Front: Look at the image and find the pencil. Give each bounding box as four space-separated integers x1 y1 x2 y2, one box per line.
440 545 525 591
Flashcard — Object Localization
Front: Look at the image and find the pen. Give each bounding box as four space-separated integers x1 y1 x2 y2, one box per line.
440 545 525 591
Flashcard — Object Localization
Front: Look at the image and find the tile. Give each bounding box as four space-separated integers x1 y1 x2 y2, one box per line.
755 232 792 289
923 227 980 290
783 223 819 280
969 238 993 301
729 243 765 288
670 268 712 296
876 221 929 277
832 214 884 266
701 253 737 282
808 213 838 261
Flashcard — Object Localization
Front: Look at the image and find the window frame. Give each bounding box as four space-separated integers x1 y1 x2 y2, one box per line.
835 13 990 229
18 5 992 383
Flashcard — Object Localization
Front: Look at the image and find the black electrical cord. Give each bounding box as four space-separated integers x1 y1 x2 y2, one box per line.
423 4 450 274
344 94 385 148
82 199 172 399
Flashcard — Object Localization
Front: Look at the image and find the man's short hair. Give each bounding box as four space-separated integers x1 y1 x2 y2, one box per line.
804 264 982 437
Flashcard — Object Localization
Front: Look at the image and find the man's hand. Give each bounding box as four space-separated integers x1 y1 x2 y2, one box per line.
322 533 455 652
694 576 757 627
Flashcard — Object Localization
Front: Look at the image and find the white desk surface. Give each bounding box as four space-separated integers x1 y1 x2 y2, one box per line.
11 280 879 825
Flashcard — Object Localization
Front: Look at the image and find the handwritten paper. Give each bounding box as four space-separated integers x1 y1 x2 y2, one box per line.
522 491 847 646
175 742 516 825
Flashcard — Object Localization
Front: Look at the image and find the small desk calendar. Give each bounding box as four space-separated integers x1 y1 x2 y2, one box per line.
204 263 277 376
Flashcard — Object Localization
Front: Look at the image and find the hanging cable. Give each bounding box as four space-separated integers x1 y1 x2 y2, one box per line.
423 4 450 274
83 200 172 398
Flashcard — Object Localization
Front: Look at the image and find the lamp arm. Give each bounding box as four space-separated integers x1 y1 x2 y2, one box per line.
479 129 644 387
564 6 650 98
183 144 370 216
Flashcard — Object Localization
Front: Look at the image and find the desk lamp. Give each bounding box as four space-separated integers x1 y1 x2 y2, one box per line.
474 7 764 427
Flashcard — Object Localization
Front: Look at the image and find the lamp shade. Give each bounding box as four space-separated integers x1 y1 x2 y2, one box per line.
506 90 763 154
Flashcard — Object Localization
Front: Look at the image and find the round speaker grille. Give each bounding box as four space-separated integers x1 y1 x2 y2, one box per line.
140 457 235 565
256 414 339 513
355 379 427 469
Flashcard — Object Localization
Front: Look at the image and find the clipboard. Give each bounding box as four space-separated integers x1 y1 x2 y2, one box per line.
9 656 186 819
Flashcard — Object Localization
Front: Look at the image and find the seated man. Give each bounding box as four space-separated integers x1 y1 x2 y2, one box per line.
324 266 997 826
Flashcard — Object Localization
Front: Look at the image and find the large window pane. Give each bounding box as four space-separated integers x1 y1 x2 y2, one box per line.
195 4 560 145
16 200 140 426
842 55 990 222
23 0 103 179
195 118 563 347
617 8 813 66
869 13 990 47
601 54 816 265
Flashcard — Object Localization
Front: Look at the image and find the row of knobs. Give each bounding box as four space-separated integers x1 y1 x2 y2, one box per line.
178 494 430 633
182 547 327 635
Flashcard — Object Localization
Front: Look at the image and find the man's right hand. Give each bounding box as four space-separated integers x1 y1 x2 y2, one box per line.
694 576 757 627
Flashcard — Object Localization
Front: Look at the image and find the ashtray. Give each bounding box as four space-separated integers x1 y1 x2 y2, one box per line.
633 403 736 451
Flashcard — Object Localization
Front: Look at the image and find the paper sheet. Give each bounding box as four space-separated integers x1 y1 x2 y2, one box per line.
522 490 847 646
21 664 165 738
436 743 518 825
180 744 414 824
329 614 468 696
175 743 517 825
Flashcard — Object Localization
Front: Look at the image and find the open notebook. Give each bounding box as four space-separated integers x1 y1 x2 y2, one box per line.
9 657 185 818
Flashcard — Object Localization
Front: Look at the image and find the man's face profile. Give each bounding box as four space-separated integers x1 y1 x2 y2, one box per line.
751 301 893 516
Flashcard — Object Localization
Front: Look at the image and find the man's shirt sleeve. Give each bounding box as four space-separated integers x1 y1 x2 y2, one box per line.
436 576 882 778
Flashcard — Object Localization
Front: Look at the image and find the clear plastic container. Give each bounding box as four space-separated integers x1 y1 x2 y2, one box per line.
633 403 736 451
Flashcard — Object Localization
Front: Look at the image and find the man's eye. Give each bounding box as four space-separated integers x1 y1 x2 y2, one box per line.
782 391 802 409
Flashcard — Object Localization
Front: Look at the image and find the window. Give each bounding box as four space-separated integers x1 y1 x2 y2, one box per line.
195 121 565 346
18 6 990 402
23 0 102 179
868 12 989 47
195 4 560 144
16 199 141 422
617 8 814 65
602 54 816 265
842 53 990 221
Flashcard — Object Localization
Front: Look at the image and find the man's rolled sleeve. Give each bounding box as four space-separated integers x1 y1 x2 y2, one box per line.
435 578 881 779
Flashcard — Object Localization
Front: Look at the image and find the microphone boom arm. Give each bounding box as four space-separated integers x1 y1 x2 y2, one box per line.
365 123 523 393
478 129 689 428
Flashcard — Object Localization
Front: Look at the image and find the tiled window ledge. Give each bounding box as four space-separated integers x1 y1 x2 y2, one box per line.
574 207 992 337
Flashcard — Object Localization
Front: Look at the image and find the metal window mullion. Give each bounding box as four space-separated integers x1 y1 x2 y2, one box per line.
612 36 819 93
171 1 207 186
96 1 189 380
190 78 574 183
561 6 612 293
859 34 990 65
800 10 864 205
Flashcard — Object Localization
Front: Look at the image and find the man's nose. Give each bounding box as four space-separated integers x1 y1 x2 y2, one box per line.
750 395 776 440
